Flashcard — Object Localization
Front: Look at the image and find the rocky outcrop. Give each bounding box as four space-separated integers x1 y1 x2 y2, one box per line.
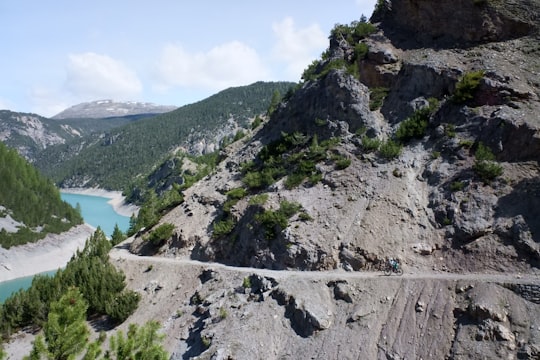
0 110 71 160
372 0 540 48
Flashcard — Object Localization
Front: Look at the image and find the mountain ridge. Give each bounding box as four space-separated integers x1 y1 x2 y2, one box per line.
51 99 178 120
34 81 295 190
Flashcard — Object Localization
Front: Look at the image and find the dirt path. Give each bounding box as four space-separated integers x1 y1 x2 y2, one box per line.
109 243 540 285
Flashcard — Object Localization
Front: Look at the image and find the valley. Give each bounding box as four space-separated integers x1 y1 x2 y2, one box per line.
1 0 540 358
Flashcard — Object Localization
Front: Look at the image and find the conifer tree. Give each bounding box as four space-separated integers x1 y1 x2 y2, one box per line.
26 287 89 360
110 224 126 246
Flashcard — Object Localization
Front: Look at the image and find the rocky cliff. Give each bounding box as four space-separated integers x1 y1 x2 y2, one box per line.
116 1 540 359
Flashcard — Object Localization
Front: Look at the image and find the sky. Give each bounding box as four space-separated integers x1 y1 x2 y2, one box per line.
0 0 377 117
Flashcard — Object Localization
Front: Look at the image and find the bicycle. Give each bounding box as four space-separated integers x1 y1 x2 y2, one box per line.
383 259 403 276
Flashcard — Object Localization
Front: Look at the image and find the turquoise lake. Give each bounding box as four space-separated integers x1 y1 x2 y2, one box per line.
0 192 131 303
60 192 131 237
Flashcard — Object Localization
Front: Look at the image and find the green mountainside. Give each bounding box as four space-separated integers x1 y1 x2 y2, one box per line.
34 81 295 191
0 110 146 162
0 142 83 248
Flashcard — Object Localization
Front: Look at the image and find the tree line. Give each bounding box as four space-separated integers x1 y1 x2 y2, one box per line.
0 142 83 248
0 228 137 339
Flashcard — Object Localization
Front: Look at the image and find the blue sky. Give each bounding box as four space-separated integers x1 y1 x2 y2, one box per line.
0 0 377 117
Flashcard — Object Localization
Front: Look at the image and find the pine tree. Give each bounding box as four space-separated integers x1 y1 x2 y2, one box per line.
110 224 126 246
26 287 89 360
107 321 168 360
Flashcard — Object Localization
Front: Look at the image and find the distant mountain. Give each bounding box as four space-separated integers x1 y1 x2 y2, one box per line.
0 110 145 162
52 100 178 119
0 141 82 248
35 81 296 190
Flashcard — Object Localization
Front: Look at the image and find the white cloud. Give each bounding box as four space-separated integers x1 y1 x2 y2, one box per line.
154 41 271 91
271 17 328 79
0 97 13 111
28 86 68 117
65 52 142 100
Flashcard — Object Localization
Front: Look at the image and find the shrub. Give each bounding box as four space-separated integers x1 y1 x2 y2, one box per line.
279 200 302 218
105 291 141 324
243 132 334 191
396 115 428 141
148 223 175 246
452 70 485 103
243 171 262 189
445 124 456 138
219 307 228 320
233 130 246 142
298 212 313 222
201 336 211 348
474 161 503 182
335 157 352 170
302 60 321 82
473 143 503 182
256 201 302 240
213 218 236 238
396 98 439 142
369 87 389 111
474 142 495 161
226 187 247 200
308 172 323 185
379 140 402 159
314 118 328 127
361 135 381 151
459 139 474 148
285 172 307 189
354 43 369 61
450 181 465 192
251 116 263 129
242 277 251 288
248 194 269 206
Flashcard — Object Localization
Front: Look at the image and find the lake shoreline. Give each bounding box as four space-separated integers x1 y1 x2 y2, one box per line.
60 187 139 217
0 188 139 283
0 224 95 282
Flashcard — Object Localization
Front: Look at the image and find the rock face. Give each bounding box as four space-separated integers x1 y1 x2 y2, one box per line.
372 0 540 48
120 0 540 358
0 110 73 160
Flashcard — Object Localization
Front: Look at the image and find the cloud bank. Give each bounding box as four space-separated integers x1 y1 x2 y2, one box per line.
65 52 142 100
271 17 327 79
154 41 271 91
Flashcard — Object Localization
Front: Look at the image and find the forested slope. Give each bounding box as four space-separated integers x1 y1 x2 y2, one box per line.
35 81 295 190
0 142 82 248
